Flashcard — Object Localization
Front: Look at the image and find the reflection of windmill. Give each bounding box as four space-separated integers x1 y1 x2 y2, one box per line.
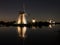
17 26 27 38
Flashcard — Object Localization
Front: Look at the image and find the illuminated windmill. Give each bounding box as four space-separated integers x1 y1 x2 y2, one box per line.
17 3 27 24
17 11 27 24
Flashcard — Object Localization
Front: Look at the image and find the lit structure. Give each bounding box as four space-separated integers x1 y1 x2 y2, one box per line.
52 21 55 23
49 20 52 23
17 11 27 24
32 18 36 23
47 19 55 23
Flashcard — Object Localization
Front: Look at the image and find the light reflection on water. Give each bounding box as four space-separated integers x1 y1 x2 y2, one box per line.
17 26 27 38
0 24 60 45
48 24 55 28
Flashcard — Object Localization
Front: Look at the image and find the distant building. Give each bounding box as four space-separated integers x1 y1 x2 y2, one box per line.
47 19 55 23
32 18 36 23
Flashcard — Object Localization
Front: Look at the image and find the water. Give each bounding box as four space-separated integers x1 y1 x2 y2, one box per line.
0 24 60 45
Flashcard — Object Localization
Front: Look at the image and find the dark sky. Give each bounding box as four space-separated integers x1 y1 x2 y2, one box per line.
0 0 60 22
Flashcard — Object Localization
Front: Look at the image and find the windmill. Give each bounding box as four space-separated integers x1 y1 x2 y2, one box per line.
17 0 27 24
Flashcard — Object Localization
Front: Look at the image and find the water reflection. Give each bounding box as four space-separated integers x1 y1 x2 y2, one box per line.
32 26 36 29
49 24 55 28
0 24 59 45
17 26 27 38
17 24 56 38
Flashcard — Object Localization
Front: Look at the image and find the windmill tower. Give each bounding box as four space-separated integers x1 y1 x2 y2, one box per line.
17 11 27 24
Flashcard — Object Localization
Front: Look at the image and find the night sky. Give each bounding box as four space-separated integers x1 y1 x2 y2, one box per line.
0 0 60 22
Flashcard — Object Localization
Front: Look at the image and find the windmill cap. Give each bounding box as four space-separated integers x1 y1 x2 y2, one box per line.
19 11 25 14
